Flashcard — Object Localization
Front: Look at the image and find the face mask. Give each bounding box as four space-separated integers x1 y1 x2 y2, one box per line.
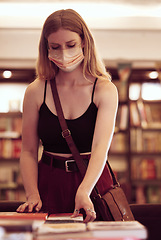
48 44 84 72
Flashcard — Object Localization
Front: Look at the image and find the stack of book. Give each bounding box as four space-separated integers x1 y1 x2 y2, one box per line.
0 212 148 240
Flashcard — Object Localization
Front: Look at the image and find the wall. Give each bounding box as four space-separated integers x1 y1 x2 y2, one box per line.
0 13 161 69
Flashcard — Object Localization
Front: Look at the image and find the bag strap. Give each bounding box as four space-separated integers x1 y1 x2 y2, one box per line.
50 78 119 196
50 79 87 177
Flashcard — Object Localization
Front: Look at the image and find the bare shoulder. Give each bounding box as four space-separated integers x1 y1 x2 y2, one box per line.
95 78 118 106
23 79 46 109
24 79 45 100
25 78 44 95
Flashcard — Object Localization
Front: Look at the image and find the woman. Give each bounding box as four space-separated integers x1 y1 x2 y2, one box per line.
17 9 118 223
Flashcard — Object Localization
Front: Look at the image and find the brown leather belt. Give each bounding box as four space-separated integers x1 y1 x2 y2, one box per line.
41 151 90 172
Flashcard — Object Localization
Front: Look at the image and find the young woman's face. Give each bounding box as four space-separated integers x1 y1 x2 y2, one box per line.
48 28 82 51
47 28 84 72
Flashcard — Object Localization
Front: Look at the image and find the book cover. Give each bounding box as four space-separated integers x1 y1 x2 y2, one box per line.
37 213 86 235
119 104 128 130
12 139 22 158
0 219 34 232
5 232 33 240
87 221 147 239
146 185 161 204
0 219 44 233
47 213 83 223
36 237 139 240
130 102 141 127
136 100 148 128
0 212 48 220
37 222 86 234
142 159 156 180
110 133 128 153
135 186 146 204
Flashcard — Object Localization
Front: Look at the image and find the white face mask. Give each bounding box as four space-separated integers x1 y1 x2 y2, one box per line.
48 44 84 72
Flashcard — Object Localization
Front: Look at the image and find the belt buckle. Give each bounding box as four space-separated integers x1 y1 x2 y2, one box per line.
62 129 71 138
65 160 75 172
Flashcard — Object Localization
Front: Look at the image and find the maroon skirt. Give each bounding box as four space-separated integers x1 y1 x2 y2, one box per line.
38 151 113 214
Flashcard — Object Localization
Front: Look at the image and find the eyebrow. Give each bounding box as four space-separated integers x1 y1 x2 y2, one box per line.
49 40 76 45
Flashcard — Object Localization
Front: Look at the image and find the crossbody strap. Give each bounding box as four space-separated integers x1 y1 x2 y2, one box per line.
50 78 119 197
50 79 87 177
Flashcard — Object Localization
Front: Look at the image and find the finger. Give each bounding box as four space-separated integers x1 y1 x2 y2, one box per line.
28 202 36 212
17 203 29 212
35 201 42 212
83 213 93 223
83 208 96 223
71 208 80 218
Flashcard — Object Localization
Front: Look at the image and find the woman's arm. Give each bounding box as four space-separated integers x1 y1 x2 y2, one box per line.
72 80 118 222
17 81 42 212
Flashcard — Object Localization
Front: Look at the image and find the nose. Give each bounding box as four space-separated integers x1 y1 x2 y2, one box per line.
61 50 69 62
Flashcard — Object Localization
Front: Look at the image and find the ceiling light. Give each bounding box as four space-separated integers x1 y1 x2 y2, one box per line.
149 71 159 79
3 70 12 79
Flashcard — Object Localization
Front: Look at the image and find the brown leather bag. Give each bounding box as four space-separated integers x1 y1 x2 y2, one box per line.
50 78 135 221
91 164 135 221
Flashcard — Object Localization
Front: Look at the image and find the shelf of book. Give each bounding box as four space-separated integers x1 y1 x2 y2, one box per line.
111 67 161 204
0 70 34 201
0 111 24 201
0 182 25 201
128 68 161 204
0 157 20 162
0 67 160 204
133 184 161 204
132 179 161 186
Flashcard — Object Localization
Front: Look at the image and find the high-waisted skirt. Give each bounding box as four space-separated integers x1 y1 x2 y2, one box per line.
38 151 113 215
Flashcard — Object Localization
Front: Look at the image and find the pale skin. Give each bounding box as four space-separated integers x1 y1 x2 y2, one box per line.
17 29 118 223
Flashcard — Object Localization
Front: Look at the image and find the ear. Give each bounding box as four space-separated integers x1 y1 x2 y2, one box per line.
81 39 85 48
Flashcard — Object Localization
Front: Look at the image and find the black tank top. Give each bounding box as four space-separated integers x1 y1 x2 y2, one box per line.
38 79 98 153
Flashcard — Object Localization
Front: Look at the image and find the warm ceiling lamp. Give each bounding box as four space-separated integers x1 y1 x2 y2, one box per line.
3 70 12 79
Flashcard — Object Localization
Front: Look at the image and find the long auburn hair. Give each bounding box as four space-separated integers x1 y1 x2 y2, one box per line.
36 9 111 81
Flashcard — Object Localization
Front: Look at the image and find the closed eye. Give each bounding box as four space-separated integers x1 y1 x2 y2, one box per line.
67 44 76 48
51 46 60 50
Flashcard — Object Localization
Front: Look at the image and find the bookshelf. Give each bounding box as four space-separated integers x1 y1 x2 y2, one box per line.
109 66 161 204
129 69 161 204
0 67 161 204
0 68 35 201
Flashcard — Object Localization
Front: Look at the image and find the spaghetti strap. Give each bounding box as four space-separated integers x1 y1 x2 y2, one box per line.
91 78 98 102
43 80 47 103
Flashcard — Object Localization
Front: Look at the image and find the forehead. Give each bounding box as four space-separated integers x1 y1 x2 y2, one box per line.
48 28 81 44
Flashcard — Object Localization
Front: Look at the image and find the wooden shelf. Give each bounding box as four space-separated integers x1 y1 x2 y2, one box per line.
132 180 161 187
0 112 22 117
0 67 161 203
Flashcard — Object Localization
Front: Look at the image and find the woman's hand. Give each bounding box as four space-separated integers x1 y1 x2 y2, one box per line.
71 188 96 223
16 194 42 213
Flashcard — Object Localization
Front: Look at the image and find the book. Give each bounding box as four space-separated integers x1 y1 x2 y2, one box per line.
140 158 156 180
119 104 128 130
47 213 83 223
0 138 21 158
135 186 146 204
87 221 147 239
37 222 86 234
110 133 128 153
146 185 161 204
36 237 140 240
130 102 140 127
37 213 86 235
136 100 148 128
0 212 48 220
4 232 33 240
0 219 42 233
12 139 22 158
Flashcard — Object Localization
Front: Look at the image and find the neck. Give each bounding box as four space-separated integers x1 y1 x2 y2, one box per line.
56 66 85 87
